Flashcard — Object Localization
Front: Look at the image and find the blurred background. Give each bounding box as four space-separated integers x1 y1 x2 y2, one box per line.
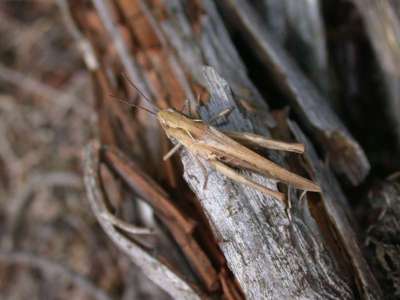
0 2 147 299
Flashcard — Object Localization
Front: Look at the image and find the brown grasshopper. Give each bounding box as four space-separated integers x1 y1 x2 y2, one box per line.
157 109 320 202
117 80 321 203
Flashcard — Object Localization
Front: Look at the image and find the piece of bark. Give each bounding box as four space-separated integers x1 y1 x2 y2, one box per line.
219 0 370 186
254 0 330 95
102 146 220 293
83 141 205 300
148 1 377 297
181 67 353 299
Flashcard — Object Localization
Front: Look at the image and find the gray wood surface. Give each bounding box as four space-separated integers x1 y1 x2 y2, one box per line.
220 0 370 185
181 67 353 299
78 0 383 298
351 0 400 146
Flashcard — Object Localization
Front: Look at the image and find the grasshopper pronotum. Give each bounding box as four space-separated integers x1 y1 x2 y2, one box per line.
117 79 321 203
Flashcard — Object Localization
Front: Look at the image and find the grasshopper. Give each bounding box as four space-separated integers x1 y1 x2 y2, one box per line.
157 109 320 202
117 79 321 203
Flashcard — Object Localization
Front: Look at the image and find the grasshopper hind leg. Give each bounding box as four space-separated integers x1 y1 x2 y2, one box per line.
208 159 285 203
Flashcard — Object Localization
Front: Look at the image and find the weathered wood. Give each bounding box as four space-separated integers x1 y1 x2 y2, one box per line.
69 0 239 297
151 1 379 297
254 0 330 94
289 121 382 299
219 0 370 185
73 0 383 298
83 141 205 300
350 0 400 146
181 67 352 299
102 146 220 292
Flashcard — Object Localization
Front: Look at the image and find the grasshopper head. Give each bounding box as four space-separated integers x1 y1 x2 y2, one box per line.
158 108 204 140
157 108 188 130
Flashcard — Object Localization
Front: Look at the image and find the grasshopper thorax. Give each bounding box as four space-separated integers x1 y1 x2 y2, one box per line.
157 108 205 138
158 109 189 130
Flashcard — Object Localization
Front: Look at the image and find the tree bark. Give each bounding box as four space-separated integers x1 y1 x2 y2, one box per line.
66 0 384 298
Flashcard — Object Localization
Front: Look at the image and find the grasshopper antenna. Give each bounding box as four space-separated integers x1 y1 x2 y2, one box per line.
110 94 157 116
121 73 160 112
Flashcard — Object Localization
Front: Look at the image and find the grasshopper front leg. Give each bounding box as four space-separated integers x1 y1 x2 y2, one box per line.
163 108 233 161
208 159 285 202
